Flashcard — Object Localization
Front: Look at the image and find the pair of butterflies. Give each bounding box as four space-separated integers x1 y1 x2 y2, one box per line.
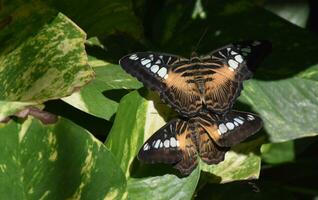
119 40 271 175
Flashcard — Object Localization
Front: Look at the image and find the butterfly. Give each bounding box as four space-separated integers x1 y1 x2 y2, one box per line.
119 40 271 117
138 111 262 175
119 40 270 175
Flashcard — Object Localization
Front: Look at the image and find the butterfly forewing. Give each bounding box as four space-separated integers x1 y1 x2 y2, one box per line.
197 111 263 147
201 40 272 79
119 52 187 91
137 119 198 175
120 40 271 116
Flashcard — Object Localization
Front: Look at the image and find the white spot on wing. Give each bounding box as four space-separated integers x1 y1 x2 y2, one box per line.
154 140 161 149
234 121 239 126
143 143 150 151
164 139 170 148
234 118 244 125
234 55 243 63
219 123 227 134
231 51 238 55
155 59 161 64
226 122 235 130
157 67 167 78
146 63 151 68
129 54 138 60
159 141 163 148
141 59 151 66
247 114 255 121
228 59 239 69
150 65 159 73
170 137 177 147
176 140 180 147
238 116 245 120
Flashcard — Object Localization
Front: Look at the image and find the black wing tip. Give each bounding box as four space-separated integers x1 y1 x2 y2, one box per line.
234 39 272 53
256 40 272 54
241 40 272 73
215 110 263 147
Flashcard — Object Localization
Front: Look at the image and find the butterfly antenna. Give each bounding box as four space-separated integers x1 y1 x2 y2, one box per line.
193 27 209 53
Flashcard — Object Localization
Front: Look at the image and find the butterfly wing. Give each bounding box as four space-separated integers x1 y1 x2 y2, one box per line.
201 40 272 80
120 41 271 116
199 40 271 113
119 52 187 91
138 119 198 175
197 111 263 147
120 52 204 117
195 121 229 164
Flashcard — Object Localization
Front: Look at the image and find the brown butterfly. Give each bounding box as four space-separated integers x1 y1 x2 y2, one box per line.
119 40 271 175
119 40 271 117
138 111 262 175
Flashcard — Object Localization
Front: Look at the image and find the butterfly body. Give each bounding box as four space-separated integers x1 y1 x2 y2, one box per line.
119 40 271 175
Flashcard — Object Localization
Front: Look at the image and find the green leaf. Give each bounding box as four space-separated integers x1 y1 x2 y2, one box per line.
127 167 200 200
264 1 309 28
297 64 318 81
62 57 142 120
91 61 142 92
261 141 295 164
0 0 56 55
239 79 318 142
105 89 262 198
0 101 37 121
0 13 94 102
105 90 149 177
62 83 118 121
201 138 262 183
105 90 200 199
0 117 126 199
47 0 143 38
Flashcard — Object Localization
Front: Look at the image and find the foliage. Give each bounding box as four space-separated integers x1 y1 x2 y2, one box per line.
0 0 318 199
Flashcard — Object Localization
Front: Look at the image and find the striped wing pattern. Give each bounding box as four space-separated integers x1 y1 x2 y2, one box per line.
120 40 271 175
138 111 262 175
120 40 271 117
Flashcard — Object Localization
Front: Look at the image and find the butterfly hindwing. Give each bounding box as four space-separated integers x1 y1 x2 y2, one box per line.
197 111 263 147
138 119 198 175
195 120 229 165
